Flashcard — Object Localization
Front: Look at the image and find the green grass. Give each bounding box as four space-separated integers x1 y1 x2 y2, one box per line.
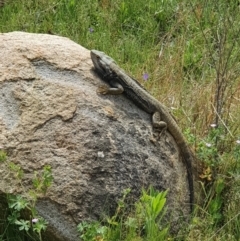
1 0 240 240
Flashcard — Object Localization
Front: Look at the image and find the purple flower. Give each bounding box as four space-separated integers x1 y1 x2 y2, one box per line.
143 73 149 81
89 27 94 33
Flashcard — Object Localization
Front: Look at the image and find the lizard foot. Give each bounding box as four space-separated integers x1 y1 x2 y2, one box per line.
153 120 167 130
149 135 157 145
96 85 109 95
152 125 167 141
157 127 167 140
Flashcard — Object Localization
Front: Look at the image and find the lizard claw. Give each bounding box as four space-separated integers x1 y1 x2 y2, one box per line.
157 127 167 140
153 122 167 141
97 85 109 95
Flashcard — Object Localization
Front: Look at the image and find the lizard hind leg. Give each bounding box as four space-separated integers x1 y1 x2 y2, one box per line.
152 112 167 139
152 111 167 129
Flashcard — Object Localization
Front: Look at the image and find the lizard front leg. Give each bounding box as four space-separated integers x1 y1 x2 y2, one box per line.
97 80 124 95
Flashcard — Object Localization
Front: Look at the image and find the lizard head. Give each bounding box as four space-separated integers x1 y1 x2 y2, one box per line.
90 50 116 78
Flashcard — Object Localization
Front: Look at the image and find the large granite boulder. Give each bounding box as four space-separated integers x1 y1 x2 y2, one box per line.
0 32 193 240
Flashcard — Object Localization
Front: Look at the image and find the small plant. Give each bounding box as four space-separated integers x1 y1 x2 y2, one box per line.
136 187 169 241
0 150 7 162
77 221 107 241
78 187 169 241
196 124 224 166
207 178 225 226
0 151 52 241
32 165 54 195
8 161 24 180
6 194 48 241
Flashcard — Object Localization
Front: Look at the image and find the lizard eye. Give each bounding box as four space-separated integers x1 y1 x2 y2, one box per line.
99 59 104 66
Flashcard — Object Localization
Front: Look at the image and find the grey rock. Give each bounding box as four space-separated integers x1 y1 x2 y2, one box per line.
0 32 193 240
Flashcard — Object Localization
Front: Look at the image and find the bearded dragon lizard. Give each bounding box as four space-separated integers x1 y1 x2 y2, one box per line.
91 49 194 211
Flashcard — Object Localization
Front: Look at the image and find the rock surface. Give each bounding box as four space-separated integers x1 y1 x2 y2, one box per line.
0 32 192 240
